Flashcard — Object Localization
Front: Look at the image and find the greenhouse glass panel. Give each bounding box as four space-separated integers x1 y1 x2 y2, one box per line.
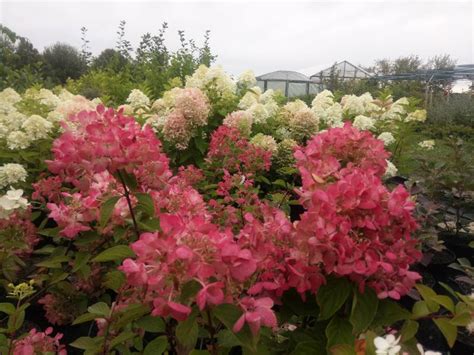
288 82 307 97
267 81 286 95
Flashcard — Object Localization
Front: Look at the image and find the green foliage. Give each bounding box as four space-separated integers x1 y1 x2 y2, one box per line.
42 42 87 84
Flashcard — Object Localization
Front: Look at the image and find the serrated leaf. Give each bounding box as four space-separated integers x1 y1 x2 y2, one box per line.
350 288 378 333
317 277 352 320
433 318 457 347
176 313 198 349
450 311 471 326
372 299 410 327
99 195 121 228
72 252 91 272
136 316 165 333
92 245 134 263
136 193 155 216
144 335 168 355
326 316 354 350
87 302 110 317
110 330 136 349
104 270 126 291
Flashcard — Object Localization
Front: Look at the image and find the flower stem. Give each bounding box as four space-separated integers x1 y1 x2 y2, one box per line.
117 170 140 239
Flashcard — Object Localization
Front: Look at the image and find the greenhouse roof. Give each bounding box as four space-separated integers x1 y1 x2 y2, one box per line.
310 61 373 80
257 70 311 82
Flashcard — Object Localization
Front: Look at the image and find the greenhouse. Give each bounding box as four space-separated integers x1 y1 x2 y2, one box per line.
256 70 320 97
310 60 373 83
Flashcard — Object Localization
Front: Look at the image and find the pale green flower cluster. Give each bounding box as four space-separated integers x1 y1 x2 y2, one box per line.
0 163 28 189
237 70 257 89
418 139 435 150
126 89 151 109
238 87 279 124
279 100 319 142
250 133 278 153
377 132 396 146
311 90 343 128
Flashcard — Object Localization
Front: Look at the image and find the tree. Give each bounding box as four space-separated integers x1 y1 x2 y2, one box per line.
92 48 129 72
42 42 86 84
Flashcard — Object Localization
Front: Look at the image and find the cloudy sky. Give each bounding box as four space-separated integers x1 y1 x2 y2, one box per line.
0 0 472 76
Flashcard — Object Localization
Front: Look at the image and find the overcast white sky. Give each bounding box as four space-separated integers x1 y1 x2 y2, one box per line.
0 0 472 76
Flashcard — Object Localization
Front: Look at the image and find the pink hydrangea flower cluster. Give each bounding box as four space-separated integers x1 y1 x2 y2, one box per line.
294 122 421 299
207 126 272 175
12 327 67 355
162 88 210 150
47 105 171 190
0 209 39 257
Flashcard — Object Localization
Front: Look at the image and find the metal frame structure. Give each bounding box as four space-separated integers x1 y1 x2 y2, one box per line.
256 70 318 97
309 61 373 84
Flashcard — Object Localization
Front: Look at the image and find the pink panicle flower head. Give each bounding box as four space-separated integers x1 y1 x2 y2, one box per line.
207 125 272 175
295 122 389 194
173 87 210 128
47 105 171 190
12 327 67 355
0 209 39 257
233 297 277 335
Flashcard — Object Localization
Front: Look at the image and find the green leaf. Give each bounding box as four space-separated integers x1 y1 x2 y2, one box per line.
88 302 110 317
325 316 355 350
7 310 25 332
400 320 419 341
415 284 440 312
144 335 168 355
450 311 472 326
433 318 457 347
179 280 202 303
72 252 91 272
99 195 121 228
36 255 70 268
70 336 101 350
217 329 242 348
194 135 208 154
372 299 411 327
110 330 136 349
350 288 379 334
411 301 431 319
72 312 97 325
329 344 356 355
214 304 255 351
291 341 326 355
136 193 155 216
92 245 135 263
317 277 352 320
0 303 15 315
282 289 319 317
136 316 166 333
431 295 455 313
176 313 199 349
104 270 126 291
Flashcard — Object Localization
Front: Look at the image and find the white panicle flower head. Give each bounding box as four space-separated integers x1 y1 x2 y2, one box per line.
0 188 29 218
126 89 150 109
384 160 398 178
353 115 375 131
7 131 31 150
466 320 474 334
0 164 27 189
377 132 395 146
250 133 278 153
22 115 53 140
260 89 276 104
91 97 102 105
406 109 427 123
323 103 344 127
1 111 27 132
237 70 257 88
223 110 253 136
186 65 237 101
248 103 269 124
341 94 366 115
283 100 308 116
38 89 60 108
239 89 260 110
418 140 435 150
374 334 401 355
0 88 22 105
312 90 334 110
58 89 75 101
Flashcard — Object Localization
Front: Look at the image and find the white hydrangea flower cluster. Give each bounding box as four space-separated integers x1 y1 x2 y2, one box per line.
0 188 29 219
0 163 28 189
49 91 96 122
21 115 53 140
24 88 61 108
418 139 435 150
186 65 237 106
238 87 279 124
223 110 254 137
280 100 319 142
250 133 278 153
126 89 151 109
377 132 395 146
353 115 376 131
373 334 401 355
237 70 257 89
311 90 343 128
